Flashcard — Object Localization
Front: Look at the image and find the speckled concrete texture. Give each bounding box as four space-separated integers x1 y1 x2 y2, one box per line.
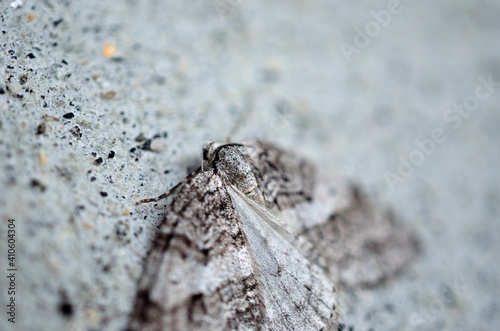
0 0 499 330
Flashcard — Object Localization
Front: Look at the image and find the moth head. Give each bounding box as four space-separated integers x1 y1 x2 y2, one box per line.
202 141 245 168
208 143 257 194
202 141 220 166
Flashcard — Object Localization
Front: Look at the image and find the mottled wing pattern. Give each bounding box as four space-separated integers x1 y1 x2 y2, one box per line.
242 140 419 288
128 170 265 331
242 140 352 233
229 188 340 331
242 140 316 210
302 187 420 288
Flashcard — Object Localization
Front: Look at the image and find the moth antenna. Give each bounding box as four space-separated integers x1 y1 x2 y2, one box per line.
136 191 172 205
136 166 202 205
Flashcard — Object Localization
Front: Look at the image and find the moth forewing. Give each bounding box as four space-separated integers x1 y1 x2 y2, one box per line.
227 186 341 330
129 170 266 331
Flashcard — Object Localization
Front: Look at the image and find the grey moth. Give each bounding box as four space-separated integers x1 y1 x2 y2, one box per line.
128 140 419 331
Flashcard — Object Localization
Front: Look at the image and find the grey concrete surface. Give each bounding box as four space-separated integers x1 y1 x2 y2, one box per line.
0 0 499 330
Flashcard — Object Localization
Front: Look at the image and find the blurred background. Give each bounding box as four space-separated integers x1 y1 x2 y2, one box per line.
0 0 499 330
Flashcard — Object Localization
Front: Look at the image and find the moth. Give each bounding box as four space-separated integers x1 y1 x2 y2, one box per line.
128 140 419 331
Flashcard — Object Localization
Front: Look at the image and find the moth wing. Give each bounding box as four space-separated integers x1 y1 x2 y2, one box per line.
129 170 265 331
228 186 341 331
242 140 352 231
302 185 420 288
241 140 419 288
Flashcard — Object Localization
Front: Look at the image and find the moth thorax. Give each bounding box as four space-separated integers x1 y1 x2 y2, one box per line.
216 146 258 194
